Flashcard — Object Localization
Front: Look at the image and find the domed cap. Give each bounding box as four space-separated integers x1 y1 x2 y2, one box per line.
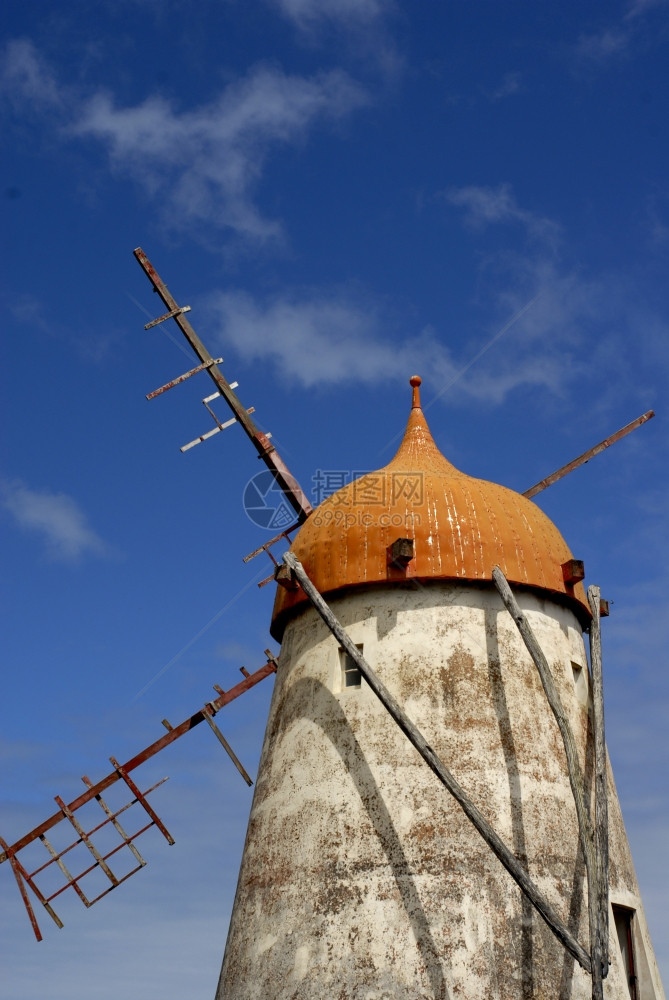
271 377 589 639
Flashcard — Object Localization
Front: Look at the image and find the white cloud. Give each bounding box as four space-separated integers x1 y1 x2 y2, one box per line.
625 0 669 19
486 72 522 101
9 296 49 332
443 183 561 246
0 40 368 243
645 192 669 245
204 285 575 404
441 230 669 422
0 38 64 111
573 0 669 62
268 0 391 30
207 288 406 386
214 640 256 663
2 480 109 562
9 294 125 364
70 66 367 242
574 28 629 61
264 0 401 79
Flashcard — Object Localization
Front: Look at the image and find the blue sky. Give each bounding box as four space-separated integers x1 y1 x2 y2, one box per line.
1 1 668 995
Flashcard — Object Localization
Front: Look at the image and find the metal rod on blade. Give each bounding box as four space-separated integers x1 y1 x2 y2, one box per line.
523 410 655 499
146 359 223 399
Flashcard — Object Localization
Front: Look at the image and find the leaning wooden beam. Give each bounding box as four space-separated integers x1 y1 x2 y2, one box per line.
523 410 654 500
283 551 592 974
492 566 602 998
0 835 45 942
588 585 609 979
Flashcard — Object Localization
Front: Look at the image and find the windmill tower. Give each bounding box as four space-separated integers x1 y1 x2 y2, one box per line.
1 253 663 999
216 377 664 999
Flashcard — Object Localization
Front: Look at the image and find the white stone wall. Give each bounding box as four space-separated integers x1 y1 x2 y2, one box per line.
216 583 664 1000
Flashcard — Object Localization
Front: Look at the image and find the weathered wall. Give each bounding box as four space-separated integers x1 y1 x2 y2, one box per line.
216 583 664 1000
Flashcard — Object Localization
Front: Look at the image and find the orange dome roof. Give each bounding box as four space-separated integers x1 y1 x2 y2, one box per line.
271 377 589 639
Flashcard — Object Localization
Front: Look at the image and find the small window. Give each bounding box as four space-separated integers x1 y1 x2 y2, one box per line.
339 644 363 689
612 904 638 1000
571 660 588 707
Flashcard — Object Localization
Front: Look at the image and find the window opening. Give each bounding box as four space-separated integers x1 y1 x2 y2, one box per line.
571 660 588 706
339 645 363 689
613 904 638 1000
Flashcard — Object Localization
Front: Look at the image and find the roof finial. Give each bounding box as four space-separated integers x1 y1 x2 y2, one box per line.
410 374 422 409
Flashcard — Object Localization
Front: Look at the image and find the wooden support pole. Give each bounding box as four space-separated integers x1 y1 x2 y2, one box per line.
202 706 253 787
492 566 602 998
0 835 45 942
588 585 609 980
283 551 592 974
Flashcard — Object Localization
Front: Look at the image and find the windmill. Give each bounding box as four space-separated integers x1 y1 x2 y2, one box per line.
1 249 664 1000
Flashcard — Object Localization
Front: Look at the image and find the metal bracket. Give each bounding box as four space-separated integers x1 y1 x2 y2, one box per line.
146 359 223 400
144 305 192 330
243 523 301 588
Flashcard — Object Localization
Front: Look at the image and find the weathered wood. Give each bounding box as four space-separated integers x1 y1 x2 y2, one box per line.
284 551 592 974
492 566 601 997
588 584 609 980
133 248 313 520
202 706 253 787
0 658 276 865
523 410 655 499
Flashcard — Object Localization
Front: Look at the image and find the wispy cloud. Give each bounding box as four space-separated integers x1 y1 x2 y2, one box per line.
0 38 64 111
1 480 109 562
205 285 574 404
214 640 258 664
574 28 629 61
0 40 369 244
9 294 125 364
206 288 407 387
438 179 669 421
442 183 561 246
645 191 669 244
574 0 669 63
199 175 666 410
267 0 392 31
625 0 669 20
264 0 401 78
9 296 50 332
70 67 367 243
486 72 522 101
